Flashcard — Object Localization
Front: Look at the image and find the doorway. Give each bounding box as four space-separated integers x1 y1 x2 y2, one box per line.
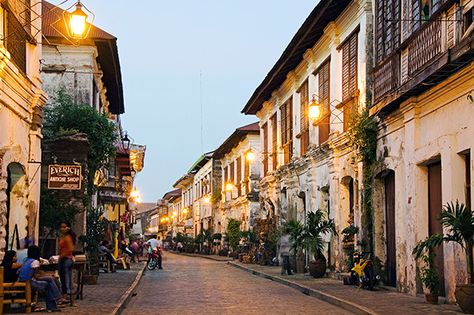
6 163 28 251
384 171 396 287
428 162 445 296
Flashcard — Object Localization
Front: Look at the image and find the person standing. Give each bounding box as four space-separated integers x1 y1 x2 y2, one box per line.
279 232 293 275
59 222 76 304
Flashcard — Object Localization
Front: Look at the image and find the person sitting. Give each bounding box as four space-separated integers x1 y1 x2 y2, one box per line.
18 245 62 312
1 250 22 282
99 240 117 270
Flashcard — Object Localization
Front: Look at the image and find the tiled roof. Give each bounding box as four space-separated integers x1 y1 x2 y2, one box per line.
213 122 260 159
135 203 158 214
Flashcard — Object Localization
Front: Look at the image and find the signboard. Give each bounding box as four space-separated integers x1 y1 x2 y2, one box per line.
48 164 82 190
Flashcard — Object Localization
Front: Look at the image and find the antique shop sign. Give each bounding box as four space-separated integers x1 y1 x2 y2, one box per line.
48 165 82 190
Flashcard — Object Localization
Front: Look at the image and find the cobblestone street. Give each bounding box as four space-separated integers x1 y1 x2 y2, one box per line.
122 254 350 315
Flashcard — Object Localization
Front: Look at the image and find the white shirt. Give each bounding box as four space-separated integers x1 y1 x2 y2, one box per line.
146 238 162 250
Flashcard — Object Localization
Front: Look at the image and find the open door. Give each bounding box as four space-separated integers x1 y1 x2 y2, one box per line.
428 162 445 296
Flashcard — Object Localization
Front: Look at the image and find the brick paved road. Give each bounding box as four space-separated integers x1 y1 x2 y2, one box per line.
122 253 350 315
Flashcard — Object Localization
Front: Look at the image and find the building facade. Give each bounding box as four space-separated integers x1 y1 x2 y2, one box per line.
0 0 47 256
242 0 372 271
371 0 474 300
213 123 261 232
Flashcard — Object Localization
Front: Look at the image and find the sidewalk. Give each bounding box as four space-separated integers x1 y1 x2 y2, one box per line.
59 262 145 315
229 261 463 315
176 252 234 262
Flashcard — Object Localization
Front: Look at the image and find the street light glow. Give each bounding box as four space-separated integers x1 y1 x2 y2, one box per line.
225 182 234 192
308 97 322 122
245 151 255 162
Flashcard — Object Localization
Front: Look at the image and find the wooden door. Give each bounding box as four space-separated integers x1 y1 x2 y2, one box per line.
428 162 445 296
384 171 397 287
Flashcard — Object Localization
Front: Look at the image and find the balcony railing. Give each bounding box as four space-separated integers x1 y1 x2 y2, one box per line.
374 53 400 103
373 16 450 105
407 20 443 76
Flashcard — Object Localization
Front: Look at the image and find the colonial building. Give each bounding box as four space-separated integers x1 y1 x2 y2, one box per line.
173 173 194 237
41 1 146 241
242 0 373 271
213 122 261 232
0 0 47 255
371 0 474 300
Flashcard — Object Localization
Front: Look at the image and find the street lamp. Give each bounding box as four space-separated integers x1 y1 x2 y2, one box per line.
245 151 255 162
225 182 235 192
121 132 131 151
203 196 211 204
308 95 324 125
63 1 95 40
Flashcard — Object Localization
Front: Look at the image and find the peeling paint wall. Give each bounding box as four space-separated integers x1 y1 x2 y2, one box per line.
0 0 47 258
375 64 474 301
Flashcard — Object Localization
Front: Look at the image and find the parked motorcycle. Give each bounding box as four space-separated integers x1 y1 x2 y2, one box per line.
350 251 380 290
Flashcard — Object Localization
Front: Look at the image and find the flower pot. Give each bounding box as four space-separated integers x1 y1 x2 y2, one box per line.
424 293 438 304
455 284 474 314
309 259 326 278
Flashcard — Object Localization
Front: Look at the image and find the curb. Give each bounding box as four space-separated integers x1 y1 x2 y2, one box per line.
111 262 147 315
228 262 378 315
174 252 234 262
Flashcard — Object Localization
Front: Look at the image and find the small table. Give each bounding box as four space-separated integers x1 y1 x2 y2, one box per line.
40 261 85 300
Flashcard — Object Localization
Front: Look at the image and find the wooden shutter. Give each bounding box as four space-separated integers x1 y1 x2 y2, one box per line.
318 60 330 144
244 157 250 194
271 114 278 170
230 161 235 184
280 99 293 164
236 157 242 196
375 0 385 63
412 0 420 32
262 123 268 176
342 32 358 102
299 81 309 156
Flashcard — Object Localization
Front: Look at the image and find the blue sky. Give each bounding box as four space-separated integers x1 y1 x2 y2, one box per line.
82 0 317 202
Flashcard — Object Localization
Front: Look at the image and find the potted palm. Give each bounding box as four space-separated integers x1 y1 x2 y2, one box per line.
302 209 336 278
440 201 474 313
285 220 305 273
413 236 441 304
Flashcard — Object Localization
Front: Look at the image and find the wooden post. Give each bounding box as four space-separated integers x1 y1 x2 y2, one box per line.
0 266 4 315
25 281 31 313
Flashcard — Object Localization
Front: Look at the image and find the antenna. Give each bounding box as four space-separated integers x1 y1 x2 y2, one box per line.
200 70 204 152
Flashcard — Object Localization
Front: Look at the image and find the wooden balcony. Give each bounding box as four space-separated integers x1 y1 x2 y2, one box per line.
372 6 473 115
407 20 443 77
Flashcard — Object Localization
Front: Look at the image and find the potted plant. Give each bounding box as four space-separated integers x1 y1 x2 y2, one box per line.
341 223 359 249
284 219 306 273
440 201 474 313
302 209 336 278
413 237 441 304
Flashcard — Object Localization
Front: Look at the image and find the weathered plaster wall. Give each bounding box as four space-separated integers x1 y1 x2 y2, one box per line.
376 64 474 300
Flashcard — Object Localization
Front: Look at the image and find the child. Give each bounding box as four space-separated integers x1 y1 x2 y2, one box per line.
18 245 62 312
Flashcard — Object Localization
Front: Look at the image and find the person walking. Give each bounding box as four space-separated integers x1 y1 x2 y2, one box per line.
59 222 76 305
279 232 293 275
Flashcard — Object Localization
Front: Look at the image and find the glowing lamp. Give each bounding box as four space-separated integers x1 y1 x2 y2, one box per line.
182 208 188 214
225 182 234 192
246 151 255 162
308 97 322 122
203 196 211 203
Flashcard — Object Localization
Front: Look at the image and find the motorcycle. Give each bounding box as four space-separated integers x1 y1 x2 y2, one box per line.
147 247 162 270
350 251 379 290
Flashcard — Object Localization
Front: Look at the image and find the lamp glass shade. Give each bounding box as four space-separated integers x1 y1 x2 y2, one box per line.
246 151 255 162
225 183 234 192
122 133 131 150
308 100 322 121
69 4 88 39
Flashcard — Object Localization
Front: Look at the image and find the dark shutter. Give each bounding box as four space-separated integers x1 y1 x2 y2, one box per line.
262 123 268 176
318 60 330 144
271 114 278 170
299 81 309 156
236 157 242 196
342 32 358 102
